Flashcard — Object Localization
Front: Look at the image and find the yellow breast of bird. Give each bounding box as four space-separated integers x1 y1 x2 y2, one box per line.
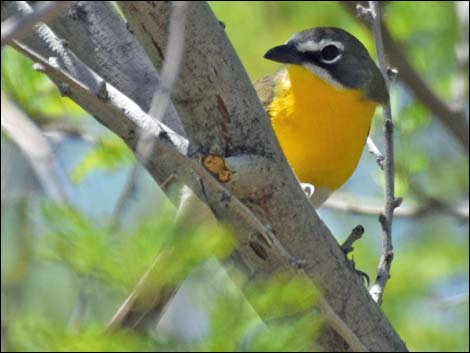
269 65 377 190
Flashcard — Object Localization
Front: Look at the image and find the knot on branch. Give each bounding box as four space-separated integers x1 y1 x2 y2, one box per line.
393 197 403 209
58 82 71 97
96 81 109 102
384 119 394 132
248 239 268 261
203 154 231 182
378 213 390 234
384 250 394 263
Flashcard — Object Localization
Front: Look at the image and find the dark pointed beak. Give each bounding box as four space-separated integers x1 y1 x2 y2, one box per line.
264 44 301 64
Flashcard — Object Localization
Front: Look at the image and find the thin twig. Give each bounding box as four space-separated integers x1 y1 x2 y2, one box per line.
364 1 399 306
324 194 469 222
148 1 188 123
106 1 189 324
341 225 365 255
108 163 141 232
433 292 469 308
106 253 163 331
67 278 91 330
108 1 189 232
1 1 73 47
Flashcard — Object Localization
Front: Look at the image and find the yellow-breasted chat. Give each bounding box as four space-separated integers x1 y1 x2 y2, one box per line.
256 27 388 207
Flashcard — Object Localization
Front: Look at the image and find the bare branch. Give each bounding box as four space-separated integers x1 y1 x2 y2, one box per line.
107 2 187 321
433 292 469 308
1 1 73 46
108 164 141 232
343 1 469 153
324 194 469 222
341 225 365 255
148 1 188 125
109 2 189 231
364 0 400 306
106 253 164 331
1 92 71 204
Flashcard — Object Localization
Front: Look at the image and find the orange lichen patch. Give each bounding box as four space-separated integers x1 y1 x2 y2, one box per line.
203 154 231 183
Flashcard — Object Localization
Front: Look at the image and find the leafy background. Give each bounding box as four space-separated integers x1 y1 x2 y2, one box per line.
1 2 468 351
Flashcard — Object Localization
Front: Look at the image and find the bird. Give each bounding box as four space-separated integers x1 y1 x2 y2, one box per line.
255 27 388 207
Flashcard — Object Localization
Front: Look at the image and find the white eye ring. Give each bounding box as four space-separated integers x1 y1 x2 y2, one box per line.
319 42 343 64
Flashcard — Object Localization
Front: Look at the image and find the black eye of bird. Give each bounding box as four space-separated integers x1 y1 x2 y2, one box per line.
320 44 341 62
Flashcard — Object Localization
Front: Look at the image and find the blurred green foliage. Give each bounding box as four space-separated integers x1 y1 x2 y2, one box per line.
1 1 468 352
39 202 235 296
1 48 83 121
199 272 320 352
70 136 133 183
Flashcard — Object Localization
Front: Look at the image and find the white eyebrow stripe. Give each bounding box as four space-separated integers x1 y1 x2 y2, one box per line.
296 40 321 52
296 39 345 53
